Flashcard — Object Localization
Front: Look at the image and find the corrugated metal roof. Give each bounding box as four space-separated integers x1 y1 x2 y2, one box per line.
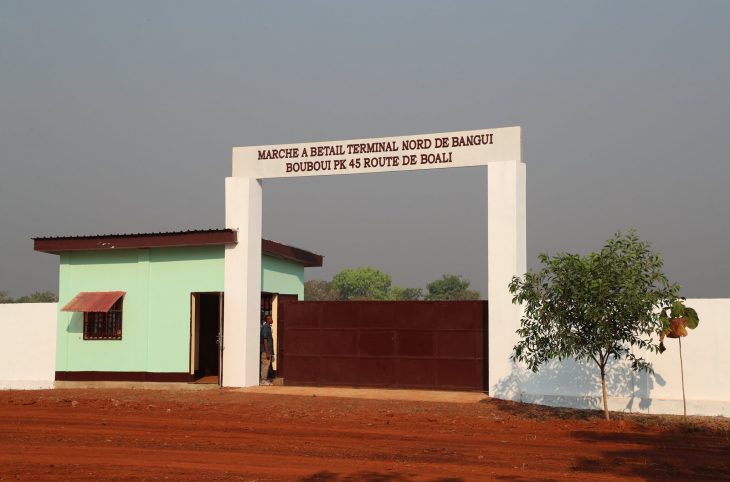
262 239 323 267
33 229 324 267
33 228 231 241
33 230 238 254
61 291 125 313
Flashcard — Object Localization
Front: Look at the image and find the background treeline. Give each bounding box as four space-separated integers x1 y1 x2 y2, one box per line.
0 290 58 303
304 267 480 301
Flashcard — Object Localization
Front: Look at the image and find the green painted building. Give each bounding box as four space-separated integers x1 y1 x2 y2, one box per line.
33 230 322 383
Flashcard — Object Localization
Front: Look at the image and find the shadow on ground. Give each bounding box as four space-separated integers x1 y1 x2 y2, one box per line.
486 397 602 421
570 426 730 481
300 473 463 482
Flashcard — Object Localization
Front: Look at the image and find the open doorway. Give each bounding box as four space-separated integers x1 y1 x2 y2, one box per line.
261 292 276 379
190 292 223 384
260 292 298 381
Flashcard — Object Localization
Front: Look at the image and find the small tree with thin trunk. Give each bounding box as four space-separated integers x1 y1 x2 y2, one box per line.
658 299 700 419
509 231 679 420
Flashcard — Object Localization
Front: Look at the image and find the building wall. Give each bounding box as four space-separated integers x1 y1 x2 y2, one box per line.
493 298 730 416
0 303 57 389
55 247 305 375
262 255 304 299
57 246 224 374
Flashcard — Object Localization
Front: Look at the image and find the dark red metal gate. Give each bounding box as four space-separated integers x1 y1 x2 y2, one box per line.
278 300 488 391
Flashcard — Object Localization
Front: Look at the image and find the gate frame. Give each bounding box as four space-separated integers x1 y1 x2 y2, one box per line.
223 127 525 397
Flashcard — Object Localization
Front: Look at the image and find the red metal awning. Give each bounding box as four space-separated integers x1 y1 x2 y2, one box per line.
61 291 125 313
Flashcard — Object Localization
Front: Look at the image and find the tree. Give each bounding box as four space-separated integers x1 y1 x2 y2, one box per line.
0 290 58 303
388 286 423 300
15 291 58 303
331 267 392 300
509 230 679 420
308 271 423 301
425 275 480 300
658 299 700 419
304 280 341 301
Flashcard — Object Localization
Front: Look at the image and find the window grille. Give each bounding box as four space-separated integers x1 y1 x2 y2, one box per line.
83 298 123 340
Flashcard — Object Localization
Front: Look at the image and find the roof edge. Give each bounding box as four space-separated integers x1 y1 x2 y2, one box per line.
33 229 323 268
34 230 237 254
262 239 323 268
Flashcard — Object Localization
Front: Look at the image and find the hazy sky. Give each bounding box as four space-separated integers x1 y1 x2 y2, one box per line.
1 1 728 298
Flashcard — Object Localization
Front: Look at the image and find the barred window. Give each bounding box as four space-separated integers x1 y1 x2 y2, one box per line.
84 298 123 340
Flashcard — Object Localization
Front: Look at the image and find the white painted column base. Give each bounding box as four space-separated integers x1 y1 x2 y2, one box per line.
223 177 262 387
487 160 526 398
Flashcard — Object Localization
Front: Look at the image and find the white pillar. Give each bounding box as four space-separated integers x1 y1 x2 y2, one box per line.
487 160 526 398
223 176 262 387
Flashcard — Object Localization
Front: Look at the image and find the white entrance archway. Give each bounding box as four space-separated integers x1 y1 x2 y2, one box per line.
224 126 525 396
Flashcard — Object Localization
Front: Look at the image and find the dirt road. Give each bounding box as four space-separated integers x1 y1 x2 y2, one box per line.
1 388 728 481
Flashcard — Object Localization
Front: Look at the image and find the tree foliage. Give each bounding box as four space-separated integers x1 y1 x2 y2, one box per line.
331 267 393 300
307 270 477 301
509 230 679 420
658 298 699 350
304 280 341 301
0 290 58 303
388 286 423 301
425 275 480 300
15 291 58 303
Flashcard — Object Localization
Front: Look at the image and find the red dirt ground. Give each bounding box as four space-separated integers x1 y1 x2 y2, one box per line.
1 389 728 481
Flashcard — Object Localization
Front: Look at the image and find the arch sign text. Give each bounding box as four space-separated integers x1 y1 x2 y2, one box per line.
233 126 521 178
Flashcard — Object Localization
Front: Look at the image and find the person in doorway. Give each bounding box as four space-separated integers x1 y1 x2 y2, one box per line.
260 315 275 385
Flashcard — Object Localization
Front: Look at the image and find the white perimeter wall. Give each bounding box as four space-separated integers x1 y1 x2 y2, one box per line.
0 303 57 389
492 299 730 416
2 299 728 418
